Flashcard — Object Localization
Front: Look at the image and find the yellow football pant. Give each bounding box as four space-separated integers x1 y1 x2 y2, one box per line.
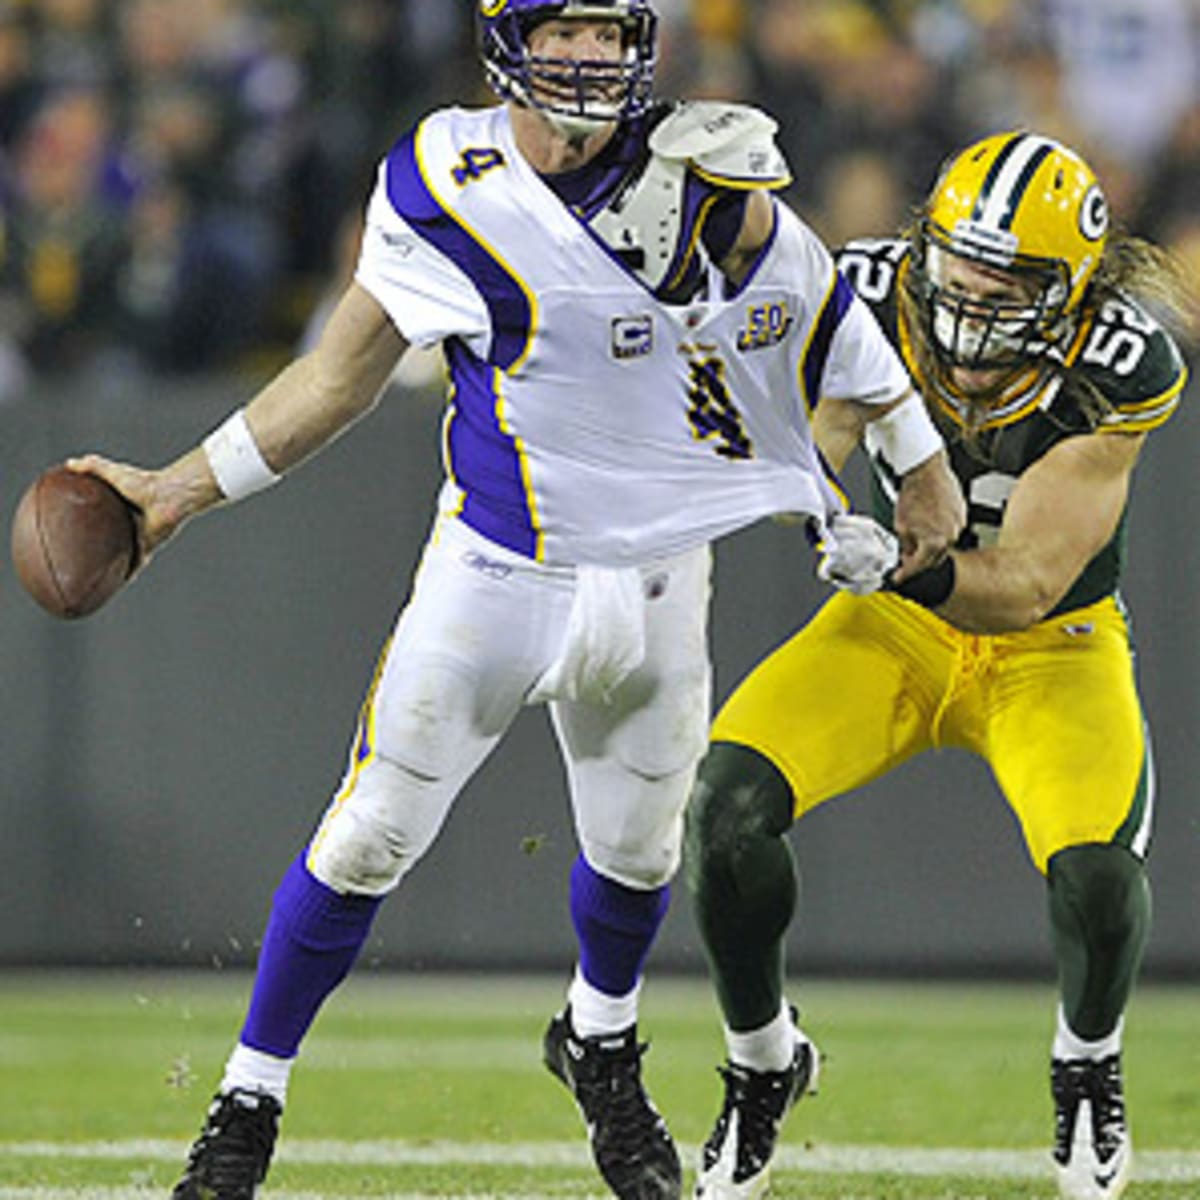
711 590 1153 874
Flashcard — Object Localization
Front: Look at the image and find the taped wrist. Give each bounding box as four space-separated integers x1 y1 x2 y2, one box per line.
865 392 944 476
203 408 281 501
888 554 956 608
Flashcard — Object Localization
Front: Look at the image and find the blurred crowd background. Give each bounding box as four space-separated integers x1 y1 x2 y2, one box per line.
0 0 1196 402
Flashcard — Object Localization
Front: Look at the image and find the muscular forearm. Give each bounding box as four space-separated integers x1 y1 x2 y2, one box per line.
69 283 406 564
923 434 1141 634
245 351 386 477
932 546 1065 634
156 352 386 530
167 286 402 528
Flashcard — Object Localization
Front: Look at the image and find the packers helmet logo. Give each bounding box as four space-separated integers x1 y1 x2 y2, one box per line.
1079 184 1108 242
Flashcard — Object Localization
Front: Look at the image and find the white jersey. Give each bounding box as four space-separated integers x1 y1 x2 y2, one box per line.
356 104 910 567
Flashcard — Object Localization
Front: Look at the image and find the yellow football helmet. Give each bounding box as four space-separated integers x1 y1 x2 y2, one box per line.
910 131 1109 370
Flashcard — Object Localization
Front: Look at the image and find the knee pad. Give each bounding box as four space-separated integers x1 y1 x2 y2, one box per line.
1048 843 1151 947
571 743 702 889
684 742 794 885
578 769 689 890
307 754 458 895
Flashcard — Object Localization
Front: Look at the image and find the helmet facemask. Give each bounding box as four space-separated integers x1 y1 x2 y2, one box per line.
480 2 657 135
912 218 1074 372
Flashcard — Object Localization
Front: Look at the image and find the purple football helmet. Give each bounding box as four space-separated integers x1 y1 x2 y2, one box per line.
479 0 658 124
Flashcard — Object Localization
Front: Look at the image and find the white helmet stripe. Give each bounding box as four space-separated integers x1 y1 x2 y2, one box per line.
974 134 1058 231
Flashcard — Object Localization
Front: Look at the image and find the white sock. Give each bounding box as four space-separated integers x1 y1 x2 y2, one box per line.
725 1000 795 1072
1053 1005 1124 1062
566 966 641 1037
220 1043 294 1107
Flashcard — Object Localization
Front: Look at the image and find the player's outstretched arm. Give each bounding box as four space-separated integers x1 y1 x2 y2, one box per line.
70 282 408 569
890 449 965 582
932 431 1144 634
816 388 966 583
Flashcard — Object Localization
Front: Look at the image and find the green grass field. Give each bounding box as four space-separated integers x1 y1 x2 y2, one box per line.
1 971 1197 1198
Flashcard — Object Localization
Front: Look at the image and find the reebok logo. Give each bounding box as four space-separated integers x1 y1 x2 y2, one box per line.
462 550 512 580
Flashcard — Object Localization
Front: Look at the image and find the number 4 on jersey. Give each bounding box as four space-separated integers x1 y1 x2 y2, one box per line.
686 356 753 460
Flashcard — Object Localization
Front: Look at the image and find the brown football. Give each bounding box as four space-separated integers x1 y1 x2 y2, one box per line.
10 466 139 619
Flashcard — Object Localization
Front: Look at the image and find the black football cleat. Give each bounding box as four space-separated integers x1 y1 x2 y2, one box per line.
695 1020 820 1198
544 1007 682 1199
172 1088 281 1200
1052 1054 1131 1199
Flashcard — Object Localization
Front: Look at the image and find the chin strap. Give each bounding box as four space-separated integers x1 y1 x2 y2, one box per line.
540 107 613 144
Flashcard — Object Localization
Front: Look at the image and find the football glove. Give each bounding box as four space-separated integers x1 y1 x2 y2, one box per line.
816 513 899 595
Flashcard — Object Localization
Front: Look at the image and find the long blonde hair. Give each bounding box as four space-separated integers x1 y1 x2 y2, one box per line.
1092 233 1199 343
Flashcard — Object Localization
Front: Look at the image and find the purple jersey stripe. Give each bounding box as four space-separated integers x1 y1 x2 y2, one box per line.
656 172 721 302
444 340 540 560
801 271 855 410
816 445 850 512
384 127 533 372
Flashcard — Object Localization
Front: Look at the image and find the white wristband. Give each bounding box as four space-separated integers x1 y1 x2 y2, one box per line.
203 409 281 501
863 392 944 476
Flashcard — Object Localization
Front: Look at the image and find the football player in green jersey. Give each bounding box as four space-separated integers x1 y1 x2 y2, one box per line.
685 131 1192 1200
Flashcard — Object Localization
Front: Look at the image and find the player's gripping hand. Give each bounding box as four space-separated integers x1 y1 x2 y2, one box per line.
65 452 216 574
817 513 899 595
891 450 966 584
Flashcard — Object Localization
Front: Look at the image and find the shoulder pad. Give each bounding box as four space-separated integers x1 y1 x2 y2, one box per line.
1084 296 1189 434
649 101 791 190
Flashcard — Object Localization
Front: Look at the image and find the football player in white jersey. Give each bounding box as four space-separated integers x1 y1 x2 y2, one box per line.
70 2 963 1196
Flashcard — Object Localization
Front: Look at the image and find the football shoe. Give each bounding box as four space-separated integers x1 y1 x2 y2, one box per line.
1052 1054 1131 1199
695 1022 820 1199
543 1007 682 1199
172 1088 281 1200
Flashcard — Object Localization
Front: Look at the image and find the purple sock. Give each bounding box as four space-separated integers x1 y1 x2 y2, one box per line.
570 854 669 996
240 854 381 1058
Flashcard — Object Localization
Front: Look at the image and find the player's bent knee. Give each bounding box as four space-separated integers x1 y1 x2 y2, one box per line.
1048 843 1150 942
309 756 458 895
581 800 685 891
572 750 699 888
685 742 794 879
308 812 401 895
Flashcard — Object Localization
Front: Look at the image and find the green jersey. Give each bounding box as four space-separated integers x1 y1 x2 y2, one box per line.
836 237 1189 617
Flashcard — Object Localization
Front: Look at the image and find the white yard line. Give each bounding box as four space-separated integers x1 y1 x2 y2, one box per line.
4 1140 1200 1182
0 1193 490 1200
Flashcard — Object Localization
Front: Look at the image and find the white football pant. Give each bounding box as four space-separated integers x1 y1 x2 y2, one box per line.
306 515 712 895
